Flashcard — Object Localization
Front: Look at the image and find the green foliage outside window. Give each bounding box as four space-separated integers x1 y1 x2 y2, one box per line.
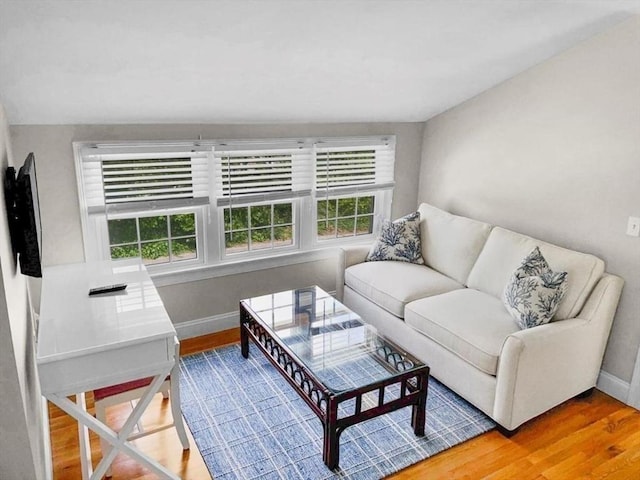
317 195 374 240
107 196 375 261
224 202 293 253
108 218 137 244
108 213 197 264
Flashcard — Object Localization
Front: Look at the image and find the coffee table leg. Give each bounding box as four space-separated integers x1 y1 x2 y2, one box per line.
240 305 249 358
323 397 339 470
411 372 428 436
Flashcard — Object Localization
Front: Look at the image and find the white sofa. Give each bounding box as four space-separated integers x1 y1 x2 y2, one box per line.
336 203 624 433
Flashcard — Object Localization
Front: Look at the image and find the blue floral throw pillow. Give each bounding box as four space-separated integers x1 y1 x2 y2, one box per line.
365 211 424 264
503 247 568 329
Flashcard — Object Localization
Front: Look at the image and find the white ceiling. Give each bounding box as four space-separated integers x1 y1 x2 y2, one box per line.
0 0 638 125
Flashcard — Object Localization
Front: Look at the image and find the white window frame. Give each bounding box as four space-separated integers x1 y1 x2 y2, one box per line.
73 136 395 285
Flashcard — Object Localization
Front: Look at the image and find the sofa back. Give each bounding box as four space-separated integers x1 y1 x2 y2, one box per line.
467 227 605 319
418 203 492 285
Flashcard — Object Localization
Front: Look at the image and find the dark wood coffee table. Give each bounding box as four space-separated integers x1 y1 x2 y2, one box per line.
240 286 429 470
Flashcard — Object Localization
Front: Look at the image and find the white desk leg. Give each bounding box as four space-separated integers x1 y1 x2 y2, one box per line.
170 342 190 450
51 372 179 480
76 392 93 480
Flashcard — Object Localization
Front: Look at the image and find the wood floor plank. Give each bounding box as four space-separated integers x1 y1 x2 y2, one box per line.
390 431 511 479
48 329 640 480
179 329 240 356
445 439 532 479
511 392 622 451
588 429 640 480
528 408 639 465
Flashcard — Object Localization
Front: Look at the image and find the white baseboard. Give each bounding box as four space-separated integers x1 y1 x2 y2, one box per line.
174 311 239 340
175 290 338 340
597 370 630 404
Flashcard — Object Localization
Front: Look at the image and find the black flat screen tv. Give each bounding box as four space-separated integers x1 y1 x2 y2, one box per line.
4 153 42 277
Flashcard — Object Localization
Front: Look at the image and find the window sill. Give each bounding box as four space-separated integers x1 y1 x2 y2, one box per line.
149 245 364 287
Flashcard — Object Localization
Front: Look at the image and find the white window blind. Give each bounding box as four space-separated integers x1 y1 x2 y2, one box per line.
214 142 312 207
81 143 211 214
314 137 395 196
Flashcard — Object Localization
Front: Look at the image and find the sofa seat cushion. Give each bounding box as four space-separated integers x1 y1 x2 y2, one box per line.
345 261 463 318
405 289 520 375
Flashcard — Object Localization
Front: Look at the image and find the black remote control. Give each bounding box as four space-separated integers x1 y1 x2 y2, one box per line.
89 283 127 296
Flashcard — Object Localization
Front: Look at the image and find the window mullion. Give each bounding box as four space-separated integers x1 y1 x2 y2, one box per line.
135 218 142 259
247 205 252 251
167 214 173 263
298 196 313 250
271 204 275 249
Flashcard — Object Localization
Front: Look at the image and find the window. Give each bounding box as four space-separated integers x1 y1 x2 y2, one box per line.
75 136 395 279
75 143 210 270
101 155 201 265
214 144 311 257
314 142 394 242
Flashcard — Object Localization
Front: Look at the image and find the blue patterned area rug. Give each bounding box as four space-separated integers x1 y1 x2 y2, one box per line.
179 344 495 480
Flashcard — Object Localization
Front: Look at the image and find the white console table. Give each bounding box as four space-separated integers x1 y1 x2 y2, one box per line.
37 259 188 480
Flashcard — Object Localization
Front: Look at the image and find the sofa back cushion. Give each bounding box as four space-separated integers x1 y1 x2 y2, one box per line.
418 203 492 285
467 227 605 319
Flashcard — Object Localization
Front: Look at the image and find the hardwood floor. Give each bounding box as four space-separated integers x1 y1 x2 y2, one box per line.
49 328 640 479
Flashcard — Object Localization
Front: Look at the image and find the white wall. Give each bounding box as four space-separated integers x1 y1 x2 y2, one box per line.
419 17 640 383
0 105 46 479
9 122 424 322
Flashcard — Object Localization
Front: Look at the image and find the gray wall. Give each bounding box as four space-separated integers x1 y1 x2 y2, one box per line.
9 122 424 321
0 105 46 479
418 17 640 383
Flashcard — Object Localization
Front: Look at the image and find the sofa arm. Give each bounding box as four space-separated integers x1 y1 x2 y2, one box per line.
494 273 624 430
335 245 371 301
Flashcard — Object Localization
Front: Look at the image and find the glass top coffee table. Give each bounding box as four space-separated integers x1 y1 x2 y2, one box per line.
240 286 430 470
